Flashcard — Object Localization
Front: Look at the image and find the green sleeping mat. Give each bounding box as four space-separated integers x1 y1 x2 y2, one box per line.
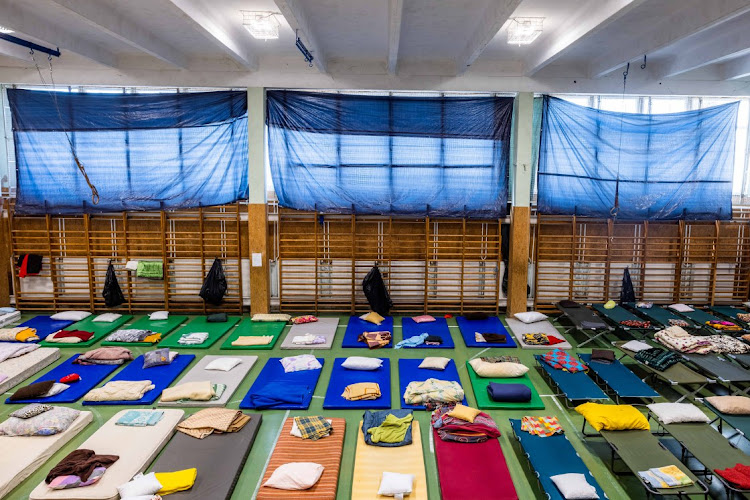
220 319 286 350
39 314 133 348
101 315 188 347
158 316 241 349
466 362 545 410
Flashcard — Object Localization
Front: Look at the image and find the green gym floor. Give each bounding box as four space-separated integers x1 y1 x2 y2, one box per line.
2 313 743 499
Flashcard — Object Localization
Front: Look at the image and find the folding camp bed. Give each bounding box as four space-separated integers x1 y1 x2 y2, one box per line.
0 309 20 328
455 315 517 348
613 341 712 402
398 358 467 409
648 410 750 497
534 354 608 407
400 317 455 348
6 353 122 404
703 399 750 445
149 413 262 499
592 303 659 337
622 303 699 330
505 317 572 349
83 353 195 406
29 409 184 500
677 307 744 334
159 355 257 407
279 317 340 349
351 421 427 500
466 361 544 410
220 318 285 350
0 410 93 499
710 305 750 327
39 314 133 348
582 422 708 498
100 314 187 346
554 302 612 347
679 353 750 393
342 315 394 348
158 315 240 349
323 357 391 409
434 429 517 500
0 347 60 394
579 353 660 402
239 357 324 410
728 352 750 370
257 417 345 500
509 419 607 500
16 316 75 341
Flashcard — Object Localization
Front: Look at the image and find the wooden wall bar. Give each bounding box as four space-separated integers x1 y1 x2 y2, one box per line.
277 208 502 314
534 215 750 312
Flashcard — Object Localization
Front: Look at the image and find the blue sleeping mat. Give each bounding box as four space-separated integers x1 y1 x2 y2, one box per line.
534 355 608 403
579 353 659 400
456 316 516 348
5 354 120 404
18 316 75 341
323 358 391 409
240 357 324 410
83 353 195 406
510 419 607 500
342 316 394 348
398 358 467 410
400 318 454 348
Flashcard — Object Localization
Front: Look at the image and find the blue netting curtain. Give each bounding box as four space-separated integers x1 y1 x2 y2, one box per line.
537 96 738 220
8 89 249 214
267 90 513 218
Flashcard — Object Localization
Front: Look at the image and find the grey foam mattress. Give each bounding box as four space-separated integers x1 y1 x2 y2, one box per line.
280 317 340 349
506 318 572 349
148 413 262 500
159 355 257 407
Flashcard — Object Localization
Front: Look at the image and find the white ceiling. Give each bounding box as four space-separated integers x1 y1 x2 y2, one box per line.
0 0 750 94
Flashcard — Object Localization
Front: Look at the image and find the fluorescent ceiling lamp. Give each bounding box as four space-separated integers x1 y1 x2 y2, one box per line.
242 11 280 40
0 26 14 34
507 17 543 45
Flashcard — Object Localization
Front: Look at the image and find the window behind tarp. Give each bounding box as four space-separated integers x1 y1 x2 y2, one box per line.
8 89 249 214
537 95 738 220
267 90 513 218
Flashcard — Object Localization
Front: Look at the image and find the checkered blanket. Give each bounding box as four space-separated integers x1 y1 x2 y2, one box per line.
520 416 563 437
541 349 587 373
294 416 332 440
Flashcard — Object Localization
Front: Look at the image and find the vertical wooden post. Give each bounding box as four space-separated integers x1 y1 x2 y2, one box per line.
83 214 95 311
161 211 169 309
247 87 270 314
45 215 59 311
350 213 356 314
0 203 9 306
710 221 720 305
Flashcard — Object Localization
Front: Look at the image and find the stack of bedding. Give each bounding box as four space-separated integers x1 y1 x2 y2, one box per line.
0 326 40 342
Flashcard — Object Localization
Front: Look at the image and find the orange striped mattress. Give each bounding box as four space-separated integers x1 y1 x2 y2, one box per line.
257 417 346 500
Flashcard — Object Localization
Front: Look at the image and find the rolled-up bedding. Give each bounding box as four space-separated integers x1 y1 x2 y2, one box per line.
487 382 532 403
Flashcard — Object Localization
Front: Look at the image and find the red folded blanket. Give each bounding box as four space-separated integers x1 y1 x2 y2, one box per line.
53 330 94 342
715 463 750 489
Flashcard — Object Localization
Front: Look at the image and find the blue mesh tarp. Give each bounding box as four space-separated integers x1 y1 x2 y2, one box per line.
537 96 737 220
8 89 249 214
267 90 512 218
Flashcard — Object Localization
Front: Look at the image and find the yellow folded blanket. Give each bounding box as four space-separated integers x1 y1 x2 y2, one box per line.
342 382 381 401
143 333 162 343
0 327 39 342
231 335 273 346
155 468 197 495
83 380 155 401
161 381 215 402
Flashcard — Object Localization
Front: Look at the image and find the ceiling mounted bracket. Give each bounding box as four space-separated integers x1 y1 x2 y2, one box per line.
0 33 60 58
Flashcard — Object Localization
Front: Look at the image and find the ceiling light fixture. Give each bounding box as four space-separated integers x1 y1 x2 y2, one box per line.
0 26 14 34
507 17 544 46
242 11 280 40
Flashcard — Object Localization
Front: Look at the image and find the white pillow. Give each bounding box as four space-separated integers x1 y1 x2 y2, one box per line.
647 403 710 424
42 383 69 397
513 311 548 324
252 313 291 322
341 357 383 371
469 358 529 378
50 311 91 321
378 471 414 498
125 260 139 271
205 357 242 372
418 357 451 370
117 472 162 498
93 313 122 323
668 303 694 313
620 340 652 352
550 473 599 499
280 354 322 373
149 311 169 320
263 462 324 490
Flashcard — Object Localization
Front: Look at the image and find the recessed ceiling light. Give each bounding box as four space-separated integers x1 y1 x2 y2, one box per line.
242 11 280 40
0 26 14 34
507 17 544 46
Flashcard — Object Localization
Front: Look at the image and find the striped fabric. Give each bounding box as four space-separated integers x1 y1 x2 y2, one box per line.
257 417 345 499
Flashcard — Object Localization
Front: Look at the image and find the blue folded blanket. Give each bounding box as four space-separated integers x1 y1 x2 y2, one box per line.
487 382 532 403
362 409 414 447
246 381 311 409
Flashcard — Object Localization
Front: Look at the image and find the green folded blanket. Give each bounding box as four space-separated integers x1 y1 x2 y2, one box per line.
137 261 163 279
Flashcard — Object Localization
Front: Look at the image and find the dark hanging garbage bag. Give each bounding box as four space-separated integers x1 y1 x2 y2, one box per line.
103 261 125 308
620 267 636 304
362 265 392 315
200 258 227 305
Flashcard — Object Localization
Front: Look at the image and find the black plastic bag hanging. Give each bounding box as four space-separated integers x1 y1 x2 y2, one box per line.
103 261 125 308
620 267 636 304
200 258 227 305
362 265 393 315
